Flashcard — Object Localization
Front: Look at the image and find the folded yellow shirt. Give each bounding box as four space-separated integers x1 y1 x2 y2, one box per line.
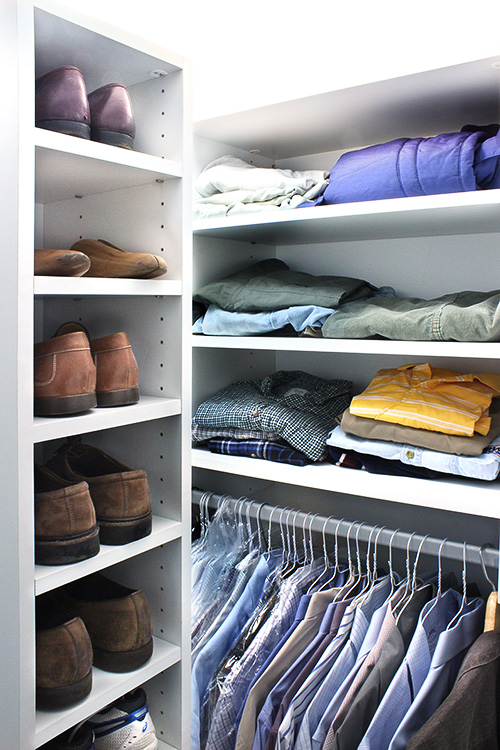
350 363 500 437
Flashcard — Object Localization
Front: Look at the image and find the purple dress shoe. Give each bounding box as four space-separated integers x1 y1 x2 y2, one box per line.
88 83 136 149
35 65 90 139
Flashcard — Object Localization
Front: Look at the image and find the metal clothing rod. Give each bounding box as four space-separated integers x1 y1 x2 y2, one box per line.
192 488 499 570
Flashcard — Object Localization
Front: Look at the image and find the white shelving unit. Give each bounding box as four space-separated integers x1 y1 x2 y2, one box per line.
2 1 191 748
192 56 500 594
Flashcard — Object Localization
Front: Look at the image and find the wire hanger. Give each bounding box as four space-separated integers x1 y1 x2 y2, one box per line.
422 537 447 626
319 517 345 592
307 515 334 594
446 541 468 631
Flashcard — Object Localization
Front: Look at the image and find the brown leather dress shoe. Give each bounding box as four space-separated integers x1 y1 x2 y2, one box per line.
59 573 153 673
46 438 152 545
34 331 97 416
36 594 93 709
70 239 167 279
35 248 91 277
35 464 99 565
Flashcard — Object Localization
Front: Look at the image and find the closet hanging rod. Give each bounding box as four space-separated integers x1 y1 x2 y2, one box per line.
192 488 499 569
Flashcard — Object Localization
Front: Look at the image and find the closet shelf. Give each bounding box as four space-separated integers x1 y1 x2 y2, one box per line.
35 128 182 204
35 636 181 746
35 516 182 595
192 335 500 359
192 447 500 520
33 396 181 443
34 277 182 297
193 190 500 244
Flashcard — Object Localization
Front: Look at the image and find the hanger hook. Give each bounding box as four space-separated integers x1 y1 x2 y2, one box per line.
479 543 497 593
388 528 400 591
267 505 280 552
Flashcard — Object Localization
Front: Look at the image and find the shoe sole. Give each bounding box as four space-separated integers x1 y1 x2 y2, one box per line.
98 511 152 546
36 119 91 139
34 392 97 416
36 669 92 709
35 525 100 565
96 387 139 407
93 637 153 672
91 128 134 149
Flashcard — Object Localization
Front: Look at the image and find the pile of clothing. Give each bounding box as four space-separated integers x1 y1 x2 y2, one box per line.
194 124 500 219
192 370 352 464
193 259 500 342
327 363 500 481
195 156 329 218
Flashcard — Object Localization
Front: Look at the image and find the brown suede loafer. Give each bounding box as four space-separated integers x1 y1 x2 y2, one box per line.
34 248 91 277
46 438 152 545
36 594 93 709
34 331 97 416
35 464 99 565
59 572 153 673
70 239 167 279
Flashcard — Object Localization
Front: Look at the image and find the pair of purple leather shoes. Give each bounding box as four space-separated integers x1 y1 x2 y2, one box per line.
35 65 136 149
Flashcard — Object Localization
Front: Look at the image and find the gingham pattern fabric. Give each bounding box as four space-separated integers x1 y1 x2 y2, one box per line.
205 564 322 750
194 371 352 461
192 421 281 443
207 439 311 466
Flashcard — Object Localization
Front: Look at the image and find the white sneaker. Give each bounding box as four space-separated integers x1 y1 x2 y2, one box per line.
87 688 158 750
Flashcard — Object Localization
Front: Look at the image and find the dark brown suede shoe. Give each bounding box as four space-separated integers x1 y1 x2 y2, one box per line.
59 573 153 673
35 65 90 139
34 331 97 416
36 594 93 709
54 322 140 407
35 464 99 565
34 248 91 277
88 82 136 149
46 438 152 545
70 239 168 279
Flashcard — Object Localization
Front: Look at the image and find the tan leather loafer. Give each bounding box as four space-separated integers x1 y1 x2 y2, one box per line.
34 331 97 416
71 239 167 279
35 248 91 277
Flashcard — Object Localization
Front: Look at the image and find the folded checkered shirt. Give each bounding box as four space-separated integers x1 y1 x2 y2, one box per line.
194 371 352 461
207 438 311 466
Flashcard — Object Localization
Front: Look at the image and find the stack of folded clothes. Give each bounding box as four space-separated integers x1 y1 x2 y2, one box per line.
194 156 329 218
327 363 500 480
192 370 352 464
193 258 394 337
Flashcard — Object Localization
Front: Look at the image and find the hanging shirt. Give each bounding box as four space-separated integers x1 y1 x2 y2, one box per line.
349 364 500 437
236 585 350 750
205 562 324 750
293 577 391 750
358 588 466 750
191 553 279 750
387 593 485 750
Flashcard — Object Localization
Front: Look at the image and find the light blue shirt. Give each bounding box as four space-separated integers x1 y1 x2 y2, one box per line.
193 304 334 336
358 588 462 750
388 592 485 750
191 554 277 750
327 426 500 481
300 578 391 750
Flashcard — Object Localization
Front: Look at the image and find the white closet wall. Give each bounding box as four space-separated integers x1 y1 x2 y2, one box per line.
1 1 191 747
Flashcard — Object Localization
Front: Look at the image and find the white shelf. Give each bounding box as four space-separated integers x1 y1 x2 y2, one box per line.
35 128 182 204
35 516 182 595
193 190 500 244
35 277 182 297
192 448 500 520
192 335 500 359
35 637 181 747
33 396 181 443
